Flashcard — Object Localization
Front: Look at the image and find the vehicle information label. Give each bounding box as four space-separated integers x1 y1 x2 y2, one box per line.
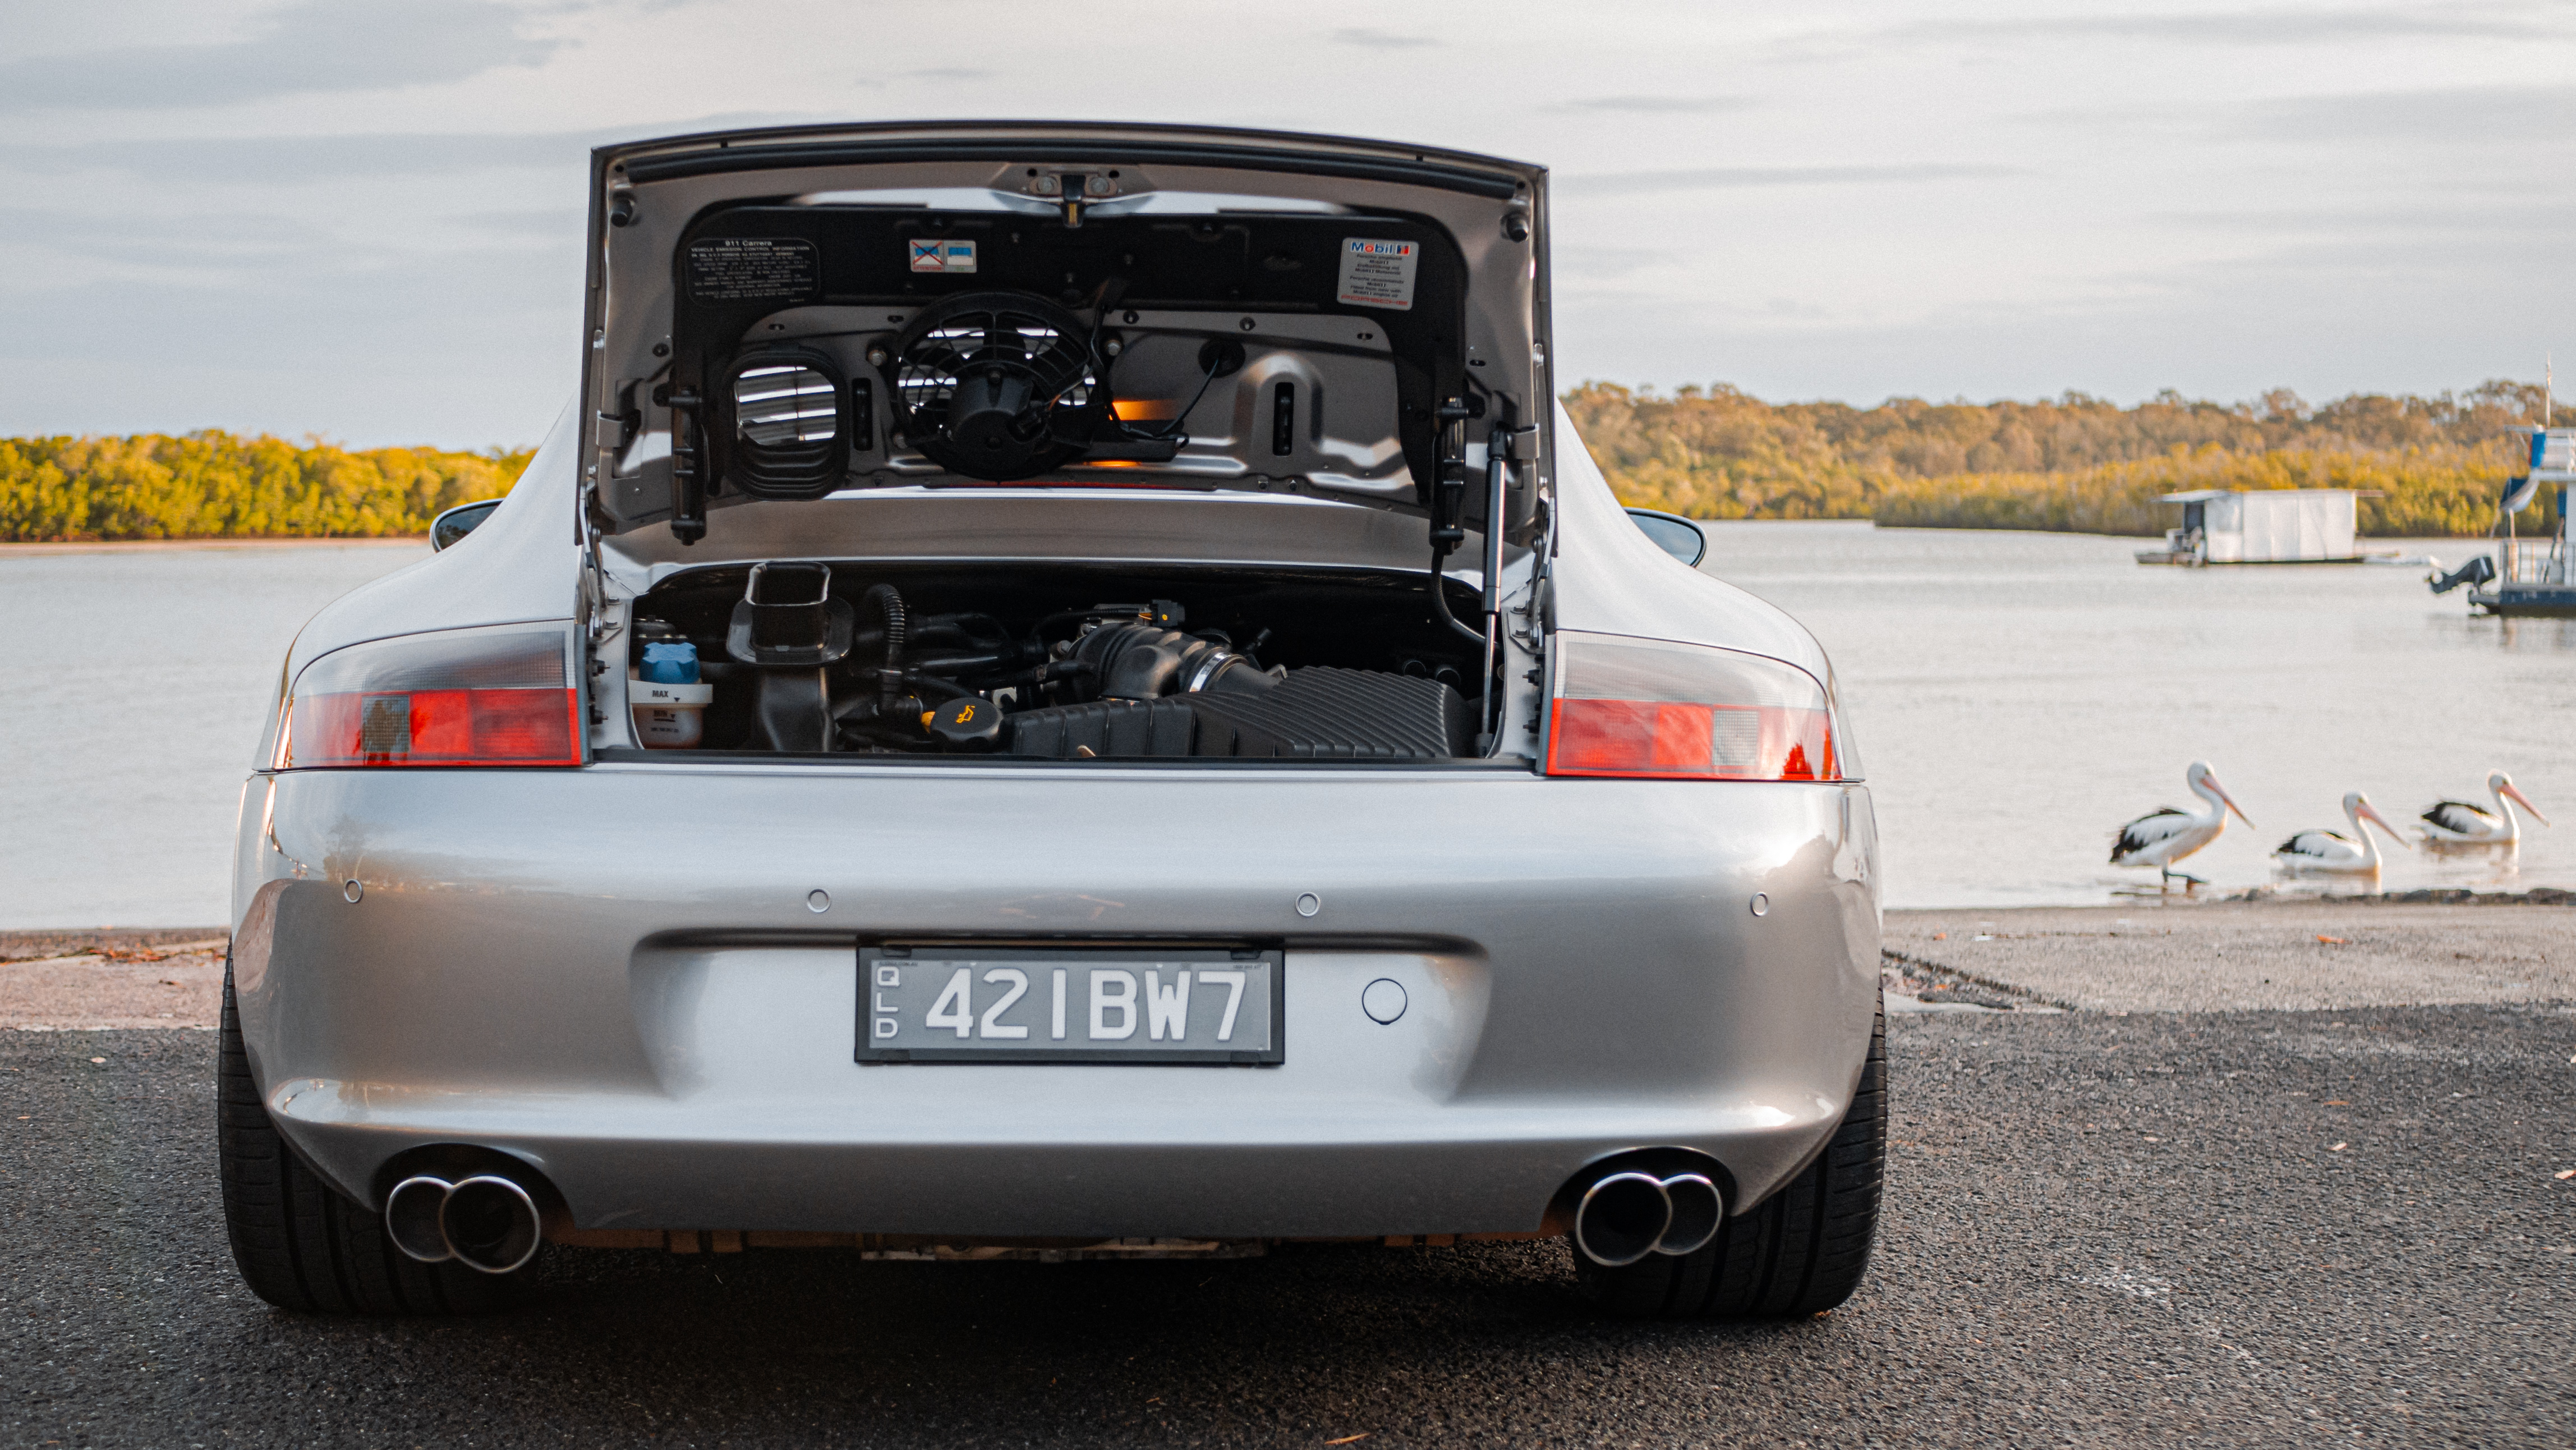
686 237 820 303
1336 237 1418 311
908 238 978 273
858 947 1282 1064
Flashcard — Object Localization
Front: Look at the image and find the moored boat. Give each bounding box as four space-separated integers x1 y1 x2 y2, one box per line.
2434 424 2576 617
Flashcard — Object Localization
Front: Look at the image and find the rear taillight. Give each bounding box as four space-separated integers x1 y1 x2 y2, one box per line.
1544 632 1846 781
277 626 581 769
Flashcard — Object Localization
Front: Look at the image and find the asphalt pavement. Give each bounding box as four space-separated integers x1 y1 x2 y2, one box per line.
7 1003 2572 1448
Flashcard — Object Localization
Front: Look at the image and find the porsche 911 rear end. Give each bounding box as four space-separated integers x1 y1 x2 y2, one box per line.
220 122 1884 1321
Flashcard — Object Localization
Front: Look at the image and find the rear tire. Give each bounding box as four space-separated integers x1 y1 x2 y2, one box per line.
1579 997 1887 1319
218 962 523 1314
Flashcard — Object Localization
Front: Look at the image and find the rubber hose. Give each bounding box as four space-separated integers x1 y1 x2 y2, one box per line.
861 584 908 669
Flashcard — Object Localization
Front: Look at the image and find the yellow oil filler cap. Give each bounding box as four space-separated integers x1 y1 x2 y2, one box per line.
926 695 1006 752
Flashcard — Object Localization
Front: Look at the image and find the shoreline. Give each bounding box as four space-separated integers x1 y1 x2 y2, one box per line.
0 537 426 556
1879 885 2576 915
1700 519 2504 542
2 928 232 963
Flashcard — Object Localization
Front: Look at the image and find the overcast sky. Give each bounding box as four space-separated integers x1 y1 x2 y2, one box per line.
2 0 2569 447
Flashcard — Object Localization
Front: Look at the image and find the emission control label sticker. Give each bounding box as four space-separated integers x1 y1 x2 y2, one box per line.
909 238 978 273
1336 237 1418 311
685 237 820 302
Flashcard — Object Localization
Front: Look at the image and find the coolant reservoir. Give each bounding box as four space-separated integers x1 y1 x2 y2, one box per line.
632 642 712 749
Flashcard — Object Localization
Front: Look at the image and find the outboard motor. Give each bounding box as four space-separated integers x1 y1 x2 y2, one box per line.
2430 553 2495 596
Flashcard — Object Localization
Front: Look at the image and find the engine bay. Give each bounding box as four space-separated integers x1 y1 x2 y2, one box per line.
620 562 1486 760
585 134 1552 767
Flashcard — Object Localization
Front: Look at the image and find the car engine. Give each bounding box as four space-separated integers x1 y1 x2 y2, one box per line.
627 565 1474 760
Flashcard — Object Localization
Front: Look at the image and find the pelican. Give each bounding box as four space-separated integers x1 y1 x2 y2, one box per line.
2274 792 2409 874
2419 770 2549 846
2110 761 2255 887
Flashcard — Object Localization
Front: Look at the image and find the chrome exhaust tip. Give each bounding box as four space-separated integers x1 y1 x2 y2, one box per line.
1653 1173 1723 1257
441 1175 543 1275
1572 1171 1672 1268
385 1176 456 1264
382 1172 543 1273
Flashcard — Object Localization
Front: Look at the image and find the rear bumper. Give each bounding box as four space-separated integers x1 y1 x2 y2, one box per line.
231 761 1880 1238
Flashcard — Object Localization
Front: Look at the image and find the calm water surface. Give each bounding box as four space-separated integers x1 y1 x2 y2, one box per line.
0 544 426 928
1703 523 2576 908
0 528 2568 926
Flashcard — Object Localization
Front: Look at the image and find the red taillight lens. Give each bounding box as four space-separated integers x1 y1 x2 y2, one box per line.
1544 633 1844 781
279 627 580 769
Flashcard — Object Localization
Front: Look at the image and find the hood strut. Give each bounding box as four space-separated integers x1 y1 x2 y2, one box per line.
668 386 707 545
1424 392 1519 752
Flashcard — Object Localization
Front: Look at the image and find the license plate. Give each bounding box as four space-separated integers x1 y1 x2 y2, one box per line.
857 947 1284 1064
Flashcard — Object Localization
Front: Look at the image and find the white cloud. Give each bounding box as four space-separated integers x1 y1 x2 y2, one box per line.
0 0 559 112
0 0 2568 443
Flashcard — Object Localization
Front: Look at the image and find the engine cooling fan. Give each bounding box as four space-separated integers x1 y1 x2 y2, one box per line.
883 291 1105 480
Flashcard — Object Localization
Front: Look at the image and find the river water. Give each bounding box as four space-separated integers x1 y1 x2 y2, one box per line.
1707 522 2576 908
0 527 2567 927
0 543 429 929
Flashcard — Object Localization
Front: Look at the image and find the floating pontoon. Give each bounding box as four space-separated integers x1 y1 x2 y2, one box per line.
2136 489 2370 566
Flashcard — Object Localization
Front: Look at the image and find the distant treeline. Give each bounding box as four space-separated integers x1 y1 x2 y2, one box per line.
1567 380 2559 536
1 383 2559 542
0 433 531 542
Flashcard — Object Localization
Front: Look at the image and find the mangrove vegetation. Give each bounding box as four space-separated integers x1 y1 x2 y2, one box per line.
0 381 2555 541
1567 380 2557 536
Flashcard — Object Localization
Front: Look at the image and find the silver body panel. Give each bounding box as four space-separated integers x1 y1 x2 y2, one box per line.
234 763 1876 1237
234 124 1878 1242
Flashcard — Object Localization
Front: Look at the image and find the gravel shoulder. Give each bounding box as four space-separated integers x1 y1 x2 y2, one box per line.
0 931 225 1031
1886 902 2576 1013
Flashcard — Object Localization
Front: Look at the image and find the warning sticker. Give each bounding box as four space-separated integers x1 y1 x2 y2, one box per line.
685 237 820 304
908 238 978 274
1336 237 1418 311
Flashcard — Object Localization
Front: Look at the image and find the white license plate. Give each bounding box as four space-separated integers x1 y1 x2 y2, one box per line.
857 947 1284 1064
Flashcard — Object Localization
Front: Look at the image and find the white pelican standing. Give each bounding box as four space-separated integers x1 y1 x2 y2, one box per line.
2110 760 2255 887
2273 792 2410 875
2419 770 2550 847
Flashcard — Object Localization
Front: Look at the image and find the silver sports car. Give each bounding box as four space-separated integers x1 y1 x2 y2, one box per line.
220 122 1884 1320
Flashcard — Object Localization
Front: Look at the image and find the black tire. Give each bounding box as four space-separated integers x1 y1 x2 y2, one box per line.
1579 997 1887 1319
218 963 522 1314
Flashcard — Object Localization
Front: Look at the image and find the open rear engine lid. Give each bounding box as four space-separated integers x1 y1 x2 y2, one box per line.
582 122 1551 550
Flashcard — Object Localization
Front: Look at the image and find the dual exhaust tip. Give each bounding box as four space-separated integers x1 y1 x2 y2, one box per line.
1572 1171 1724 1268
385 1174 542 1275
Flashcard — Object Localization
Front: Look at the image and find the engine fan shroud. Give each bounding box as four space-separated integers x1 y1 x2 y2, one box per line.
884 291 1106 481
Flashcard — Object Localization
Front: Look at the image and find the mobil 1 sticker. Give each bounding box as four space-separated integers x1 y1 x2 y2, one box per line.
856 947 1283 1064
686 237 821 303
1336 237 1419 311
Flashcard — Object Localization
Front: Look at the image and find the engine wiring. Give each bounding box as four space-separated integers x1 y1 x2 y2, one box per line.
1117 352 1225 446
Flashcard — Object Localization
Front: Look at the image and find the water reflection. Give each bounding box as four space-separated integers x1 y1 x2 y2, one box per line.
2487 616 2576 649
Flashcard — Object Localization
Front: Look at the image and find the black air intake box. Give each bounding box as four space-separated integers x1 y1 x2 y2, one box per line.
1008 668 1470 760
